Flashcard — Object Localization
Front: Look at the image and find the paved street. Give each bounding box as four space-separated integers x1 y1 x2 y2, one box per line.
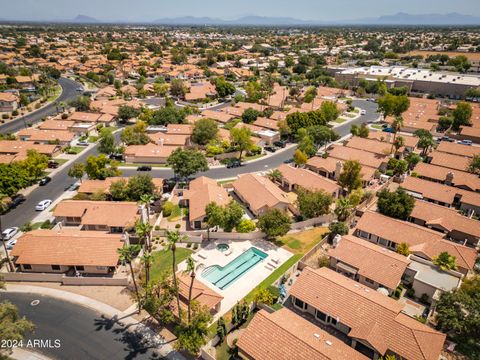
0 77 82 135
1 99 378 228
1 292 163 360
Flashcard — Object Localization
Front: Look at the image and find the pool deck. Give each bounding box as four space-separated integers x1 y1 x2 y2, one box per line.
177 239 293 321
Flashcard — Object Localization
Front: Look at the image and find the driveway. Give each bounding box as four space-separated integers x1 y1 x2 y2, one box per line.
1 292 168 360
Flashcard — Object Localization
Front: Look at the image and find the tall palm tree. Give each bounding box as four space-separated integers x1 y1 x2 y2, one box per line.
140 194 154 223
117 244 142 312
391 116 404 155
183 256 197 324
165 230 187 320
135 220 153 252
141 250 152 284
393 136 405 155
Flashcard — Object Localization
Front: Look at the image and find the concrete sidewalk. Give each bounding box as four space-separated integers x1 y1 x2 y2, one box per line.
12 348 52 360
4 284 185 360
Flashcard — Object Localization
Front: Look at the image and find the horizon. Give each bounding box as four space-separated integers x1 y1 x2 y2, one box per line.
1 0 480 23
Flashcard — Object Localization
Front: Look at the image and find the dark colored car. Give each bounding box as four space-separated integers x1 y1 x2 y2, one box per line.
137 165 152 171
264 146 277 153
440 136 455 142
39 177 52 186
48 160 59 169
226 160 241 169
9 194 26 209
109 154 124 161
283 158 294 164
273 140 287 148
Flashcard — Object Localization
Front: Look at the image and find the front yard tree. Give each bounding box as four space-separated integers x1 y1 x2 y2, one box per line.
174 302 212 356
307 125 339 150
467 154 480 175
338 160 362 193
117 244 142 312
257 209 291 239
67 162 85 183
170 78 188 98
215 77 235 98
84 154 121 180
293 149 308 166
296 187 333 219
118 105 140 123
377 188 415 220
98 129 116 154
167 148 208 180
21 150 48 180
0 299 35 357
414 129 436 156
230 127 254 163
192 118 218 146
165 230 187 320
452 101 473 130
126 174 155 201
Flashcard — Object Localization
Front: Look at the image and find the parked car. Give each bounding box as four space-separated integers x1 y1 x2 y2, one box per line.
440 136 455 142
273 140 287 148
39 176 52 186
264 146 277 153
9 194 26 209
109 153 124 161
283 158 294 164
382 127 395 133
360 109 367 115
48 160 59 169
6 238 17 250
226 160 241 168
77 140 89 146
1 227 19 241
35 199 52 211
66 182 80 191
137 165 152 171
457 140 473 146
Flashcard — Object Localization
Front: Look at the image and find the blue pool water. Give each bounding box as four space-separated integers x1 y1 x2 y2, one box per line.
201 247 268 290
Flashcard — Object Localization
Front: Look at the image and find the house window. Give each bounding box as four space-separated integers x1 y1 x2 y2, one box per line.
364 277 375 284
316 310 327 322
51 265 61 271
378 237 388 246
76 266 85 271
330 317 338 325
23 264 32 270
357 230 369 239
294 298 305 310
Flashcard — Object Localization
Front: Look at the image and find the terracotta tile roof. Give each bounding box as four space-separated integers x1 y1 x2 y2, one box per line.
235 102 265 112
411 200 480 238
414 162 480 192
328 144 387 169
328 235 410 290
367 132 418 148
176 272 223 311
436 142 480 158
38 120 73 131
166 124 193 135
18 129 75 142
430 151 470 172
53 200 139 228
185 82 217 101
460 126 480 138
11 229 123 267
253 117 279 130
124 143 176 159
277 164 341 195
232 173 290 213
306 156 376 182
69 112 102 122
0 92 18 102
355 211 477 271
0 140 59 156
402 176 458 204
78 177 163 194
237 308 369 360
220 106 243 117
289 267 446 360
346 136 392 155
201 109 234 124
182 176 229 221
148 132 189 146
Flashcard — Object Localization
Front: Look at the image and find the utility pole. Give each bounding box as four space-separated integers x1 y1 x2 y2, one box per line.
0 216 15 272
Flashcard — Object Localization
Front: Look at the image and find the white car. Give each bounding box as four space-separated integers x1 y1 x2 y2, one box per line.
360 109 366 115
35 199 52 211
6 238 17 250
1 227 19 240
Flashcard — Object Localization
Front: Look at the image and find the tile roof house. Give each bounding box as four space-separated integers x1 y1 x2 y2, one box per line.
328 235 410 294
182 176 230 229
436 141 479 158
289 267 446 360
10 229 124 274
414 162 480 192
0 92 18 112
328 144 388 170
17 128 76 145
184 82 217 101
409 200 480 247
429 151 470 172
237 308 369 360
77 177 164 195
124 143 176 164
354 211 477 274
175 273 223 314
346 136 392 156
0 140 61 161
232 173 290 216
53 200 139 233
276 164 342 198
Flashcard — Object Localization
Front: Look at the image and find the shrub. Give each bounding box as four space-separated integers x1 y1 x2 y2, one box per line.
193 243 199 250
61 113 68 119
186 243 192 248
267 286 280 303
406 287 415 298
420 293 430 304
162 201 174 217
40 220 52 229
12 110 19 116
154 225 160 231
235 219 256 233
175 224 181 229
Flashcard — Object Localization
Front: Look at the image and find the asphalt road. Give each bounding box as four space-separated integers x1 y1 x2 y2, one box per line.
1 99 378 229
0 292 163 360
0 77 82 135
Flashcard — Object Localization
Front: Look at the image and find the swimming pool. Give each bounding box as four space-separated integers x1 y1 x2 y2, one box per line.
201 247 268 290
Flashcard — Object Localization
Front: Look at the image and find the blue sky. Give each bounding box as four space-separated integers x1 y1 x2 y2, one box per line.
1 0 479 21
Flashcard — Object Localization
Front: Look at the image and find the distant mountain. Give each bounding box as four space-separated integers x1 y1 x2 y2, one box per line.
71 15 99 23
368 12 480 25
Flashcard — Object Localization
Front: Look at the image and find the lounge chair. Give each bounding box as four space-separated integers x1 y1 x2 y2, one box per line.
224 249 233 256
198 253 207 260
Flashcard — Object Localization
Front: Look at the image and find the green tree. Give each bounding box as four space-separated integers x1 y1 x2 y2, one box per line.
165 230 187 320
448 55 471 73
98 129 116 154
257 209 291 239
452 102 473 130
121 121 150 145
405 153 422 169
377 188 415 220
328 221 348 236
303 86 317 103
414 129 436 156
296 187 333 219
118 105 141 123
334 197 353 221
338 160 363 193
117 244 142 312
0 300 35 356
204 201 243 232
215 77 236 98
126 174 155 201
216 317 227 343
84 154 121 180
67 162 85 183
20 150 48 180
387 158 408 176
241 108 261 124
109 178 129 201
183 257 197 324
167 148 208 179
191 118 218 145
174 302 212 355
377 93 410 118
297 133 316 158
230 127 254 163
235 219 256 233
252 288 274 305
307 125 339 150
467 154 480 175
68 95 91 111
433 251 457 271
351 123 369 138
293 149 308 166
170 79 188 98
396 242 411 256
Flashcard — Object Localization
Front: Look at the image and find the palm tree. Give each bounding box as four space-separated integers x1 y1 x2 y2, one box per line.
165 230 187 320
117 244 142 312
267 169 282 184
334 198 353 222
135 220 153 252
391 116 404 154
141 250 152 284
183 256 197 324
140 194 154 223
393 136 405 155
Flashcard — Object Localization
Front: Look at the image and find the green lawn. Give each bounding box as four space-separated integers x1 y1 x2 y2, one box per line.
371 124 383 130
167 205 182 221
277 227 329 254
335 117 347 123
150 247 193 283
54 158 69 165
66 146 85 155
47 85 62 102
88 136 99 143
121 163 168 168
243 153 265 162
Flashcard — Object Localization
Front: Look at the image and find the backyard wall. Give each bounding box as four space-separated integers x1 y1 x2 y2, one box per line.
1 272 129 286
